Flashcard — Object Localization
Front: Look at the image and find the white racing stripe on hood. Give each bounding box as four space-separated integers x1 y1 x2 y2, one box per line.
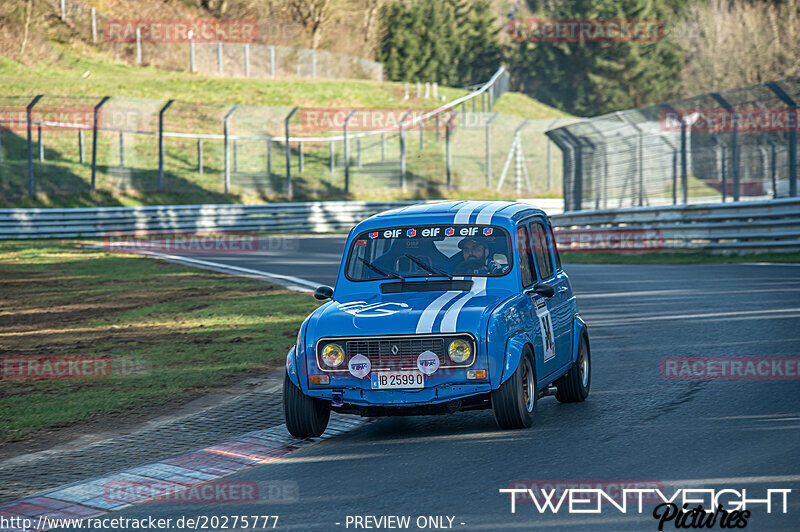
453 201 486 224
475 201 509 225
416 290 463 334
439 277 488 333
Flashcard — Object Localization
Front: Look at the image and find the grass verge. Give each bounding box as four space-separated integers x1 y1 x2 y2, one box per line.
561 251 800 264
0 240 320 444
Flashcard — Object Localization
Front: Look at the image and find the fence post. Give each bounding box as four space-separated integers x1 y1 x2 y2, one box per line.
343 110 357 192
400 111 411 192
266 139 271 175
485 113 498 187
77 129 84 164
60 0 65 21
118 131 124 167
233 140 238 173
481 92 485 113
244 43 250 78
223 104 238 194
765 82 797 197
189 39 195 72
285 106 299 198
299 141 304 173
90 96 110 193
270 46 275 78
435 114 440 143
680 116 688 204
311 49 316 78
381 132 386 161
546 118 562 190
329 141 334 172
136 27 142 64
91 8 97 42
419 116 424 150
356 138 361 168
158 99 174 190
217 42 223 75
445 112 452 189
37 126 43 162
197 138 203 174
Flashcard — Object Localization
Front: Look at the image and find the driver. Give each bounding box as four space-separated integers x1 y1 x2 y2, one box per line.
454 236 505 274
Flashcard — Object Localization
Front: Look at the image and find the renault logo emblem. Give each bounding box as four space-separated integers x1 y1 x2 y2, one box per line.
391 345 399 355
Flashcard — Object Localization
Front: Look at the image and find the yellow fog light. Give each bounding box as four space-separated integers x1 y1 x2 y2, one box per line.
322 344 344 367
448 339 472 364
466 369 486 380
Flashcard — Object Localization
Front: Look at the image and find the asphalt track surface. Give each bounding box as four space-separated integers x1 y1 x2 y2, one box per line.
61 237 800 531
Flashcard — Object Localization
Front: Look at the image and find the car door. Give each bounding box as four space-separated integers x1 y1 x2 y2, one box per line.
516 225 557 381
528 219 571 372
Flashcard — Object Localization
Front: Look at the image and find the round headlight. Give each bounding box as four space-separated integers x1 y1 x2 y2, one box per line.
448 339 472 364
322 343 344 367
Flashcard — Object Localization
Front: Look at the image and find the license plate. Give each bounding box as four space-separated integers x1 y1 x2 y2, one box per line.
371 370 424 389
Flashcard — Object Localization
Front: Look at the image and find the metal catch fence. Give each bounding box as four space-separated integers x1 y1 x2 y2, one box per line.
0 68 573 202
548 77 800 211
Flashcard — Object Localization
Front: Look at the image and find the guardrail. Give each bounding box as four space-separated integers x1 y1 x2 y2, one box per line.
1 198 798 253
552 197 800 252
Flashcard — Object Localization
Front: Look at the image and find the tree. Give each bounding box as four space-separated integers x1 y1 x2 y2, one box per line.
510 0 682 115
377 0 503 85
284 0 340 49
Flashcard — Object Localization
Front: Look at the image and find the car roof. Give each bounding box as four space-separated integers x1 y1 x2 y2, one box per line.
361 200 547 228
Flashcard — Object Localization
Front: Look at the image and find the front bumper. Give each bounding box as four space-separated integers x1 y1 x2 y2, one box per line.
303 381 493 407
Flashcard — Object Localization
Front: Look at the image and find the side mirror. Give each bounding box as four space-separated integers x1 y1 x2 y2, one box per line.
314 285 334 301
527 282 554 299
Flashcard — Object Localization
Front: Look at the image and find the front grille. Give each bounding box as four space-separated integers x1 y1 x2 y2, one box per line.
317 334 475 372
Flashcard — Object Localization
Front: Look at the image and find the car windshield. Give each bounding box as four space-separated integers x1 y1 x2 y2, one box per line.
345 224 512 281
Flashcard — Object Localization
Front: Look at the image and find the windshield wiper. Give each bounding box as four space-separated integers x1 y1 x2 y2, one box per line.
404 254 453 280
359 257 405 281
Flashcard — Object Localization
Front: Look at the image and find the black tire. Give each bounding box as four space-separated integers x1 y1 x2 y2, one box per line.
491 348 536 429
555 332 590 403
283 373 330 438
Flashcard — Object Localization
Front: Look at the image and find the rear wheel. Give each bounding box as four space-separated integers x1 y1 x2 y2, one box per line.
555 333 590 403
491 348 536 429
283 373 330 438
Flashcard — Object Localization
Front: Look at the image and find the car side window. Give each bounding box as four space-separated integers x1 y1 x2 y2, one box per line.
517 227 535 288
548 224 562 272
529 222 554 280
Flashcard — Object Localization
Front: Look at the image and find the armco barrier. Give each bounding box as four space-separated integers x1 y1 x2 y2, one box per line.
0 198 798 252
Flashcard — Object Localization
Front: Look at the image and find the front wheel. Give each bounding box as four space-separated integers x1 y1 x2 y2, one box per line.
555 333 590 403
283 373 330 438
491 349 536 429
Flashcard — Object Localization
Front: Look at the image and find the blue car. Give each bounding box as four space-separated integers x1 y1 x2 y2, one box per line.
283 201 590 436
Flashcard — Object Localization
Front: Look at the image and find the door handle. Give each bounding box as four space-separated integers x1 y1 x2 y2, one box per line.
557 287 568 293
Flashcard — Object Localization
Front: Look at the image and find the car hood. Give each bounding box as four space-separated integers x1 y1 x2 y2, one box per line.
308 287 513 339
